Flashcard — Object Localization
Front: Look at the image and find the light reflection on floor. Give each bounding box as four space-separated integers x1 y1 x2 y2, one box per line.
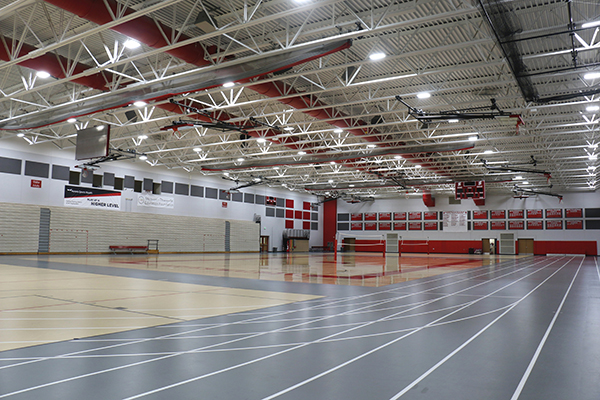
37 252 525 287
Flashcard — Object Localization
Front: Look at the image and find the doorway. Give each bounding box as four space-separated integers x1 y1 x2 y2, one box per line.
482 238 496 255
260 236 269 253
518 238 534 255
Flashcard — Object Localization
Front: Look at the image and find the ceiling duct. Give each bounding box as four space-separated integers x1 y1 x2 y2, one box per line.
478 0 537 102
194 10 216 33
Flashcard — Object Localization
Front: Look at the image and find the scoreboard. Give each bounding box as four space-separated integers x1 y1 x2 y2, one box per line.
455 181 485 200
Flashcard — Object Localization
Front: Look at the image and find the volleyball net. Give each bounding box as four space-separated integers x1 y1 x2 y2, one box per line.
399 238 430 255
334 232 386 260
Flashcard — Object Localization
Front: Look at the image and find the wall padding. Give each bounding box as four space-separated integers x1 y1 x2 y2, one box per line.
0 202 258 253
229 220 259 252
0 203 42 252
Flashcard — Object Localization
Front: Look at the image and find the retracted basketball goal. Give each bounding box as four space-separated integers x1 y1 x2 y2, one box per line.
334 232 386 260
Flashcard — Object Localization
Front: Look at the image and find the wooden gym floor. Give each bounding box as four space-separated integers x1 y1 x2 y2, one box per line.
0 252 598 399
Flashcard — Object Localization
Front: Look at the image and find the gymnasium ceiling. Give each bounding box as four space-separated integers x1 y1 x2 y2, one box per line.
0 0 599 201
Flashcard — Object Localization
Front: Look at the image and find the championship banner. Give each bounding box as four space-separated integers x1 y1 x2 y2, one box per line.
442 211 468 232
64 185 121 210
137 194 174 209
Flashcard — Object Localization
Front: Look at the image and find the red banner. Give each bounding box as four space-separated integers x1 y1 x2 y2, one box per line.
473 221 488 230
424 222 438 230
393 212 407 220
491 221 506 230
565 208 583 218
526 209 543 219
379 212 391 221
546 220 563 230
379 222 391 230
408 212 422 220
364 212 377 221
365 222 377 230
509 220 524 229
351 222 363 230
545 208 562 218
490 210 506 219
473 210 488 219
408 222 422 230
527 220 543 229
351 213 363 221
424 211 437 220
566 220 583 229
393 222 406 230
509 209 524 219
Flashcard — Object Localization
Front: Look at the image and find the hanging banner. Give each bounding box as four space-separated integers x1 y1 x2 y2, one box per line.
64 185 121 210
137 194 174 209
442 211 468 232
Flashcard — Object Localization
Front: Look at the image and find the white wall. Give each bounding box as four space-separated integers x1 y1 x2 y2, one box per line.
0 138 322 252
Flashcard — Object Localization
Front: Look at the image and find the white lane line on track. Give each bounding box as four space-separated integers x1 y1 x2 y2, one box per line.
0 257 532 372
387 256 579 400
120 258 559 400
2 262 514 399
509 256 584 400
260 257 571 400
0 257 547 399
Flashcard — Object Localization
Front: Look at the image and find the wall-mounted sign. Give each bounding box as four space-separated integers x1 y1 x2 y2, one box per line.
351 222 363 230
491 221 506 230
351 213 363 221
408 212 422 220
566 220 583 229
509 220 524 229
490 210 506 219
473 221 488 230
508 209 524 219
546 220 563 230
565 208 583 218
393 212 407 220
222 202 228 208
424 211 438 220
364 212 377 221
473 210 488 219
545 209 562 218
442 211 468 232
31 179 42 188
393 222 406 230
138 194 174 209
424 221 438 230
527 220 543 229
64 185 121 210
526 209 543 219
408 222 422 230
365 222 377 230
379 212 391 221
379 222 391 230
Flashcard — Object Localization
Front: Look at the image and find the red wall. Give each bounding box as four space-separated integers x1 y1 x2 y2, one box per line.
342 239 597 256
533 241 596 256
322 200 337 251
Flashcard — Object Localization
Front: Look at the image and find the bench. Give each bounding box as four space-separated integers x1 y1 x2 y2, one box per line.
109 245 148 254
